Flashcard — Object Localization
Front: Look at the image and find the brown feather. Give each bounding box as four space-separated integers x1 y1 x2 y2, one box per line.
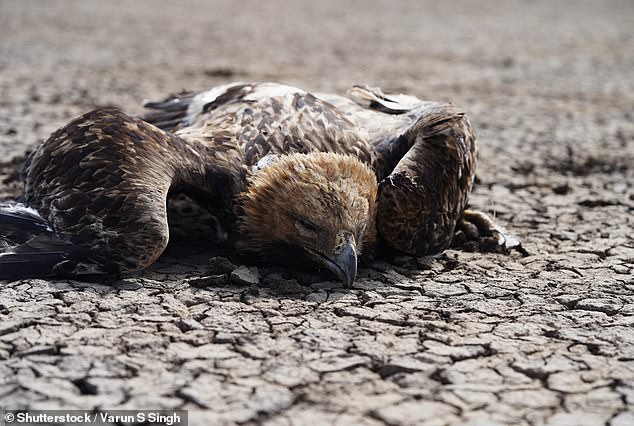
21 108 230 274
3 82 480 280
236 152 377 262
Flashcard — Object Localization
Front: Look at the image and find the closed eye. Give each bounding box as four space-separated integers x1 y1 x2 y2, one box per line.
296 217 318 232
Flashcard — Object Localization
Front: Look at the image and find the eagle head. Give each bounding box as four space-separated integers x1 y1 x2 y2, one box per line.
237 152 378 287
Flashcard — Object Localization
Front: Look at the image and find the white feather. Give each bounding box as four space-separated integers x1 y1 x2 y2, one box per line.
243 82 305 101
186 82 247 125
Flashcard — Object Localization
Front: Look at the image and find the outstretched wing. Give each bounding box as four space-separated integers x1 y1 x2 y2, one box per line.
1 108 237 279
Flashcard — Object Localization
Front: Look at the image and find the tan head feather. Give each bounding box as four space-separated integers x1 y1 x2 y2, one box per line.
237 152 378 260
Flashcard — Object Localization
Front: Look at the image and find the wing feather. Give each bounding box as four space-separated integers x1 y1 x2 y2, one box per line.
4 108 239 278
145 83 375 169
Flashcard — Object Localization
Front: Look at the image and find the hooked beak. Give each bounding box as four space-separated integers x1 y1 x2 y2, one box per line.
333 237 358 288
324 232 358 288
304 232 358 288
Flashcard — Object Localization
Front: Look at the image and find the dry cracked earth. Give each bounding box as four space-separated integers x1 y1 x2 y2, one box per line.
0 1 633 425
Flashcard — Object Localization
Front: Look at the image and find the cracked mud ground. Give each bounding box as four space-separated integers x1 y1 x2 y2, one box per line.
0 1 633 425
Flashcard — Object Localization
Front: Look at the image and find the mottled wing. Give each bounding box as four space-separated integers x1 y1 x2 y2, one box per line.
376 105 477 255
7 108 236 277
318 86 478 256
314 87 435 179
143 82 376 168
143 82 477 257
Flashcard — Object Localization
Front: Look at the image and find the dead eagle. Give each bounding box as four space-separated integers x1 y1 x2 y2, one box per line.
0 82 510 285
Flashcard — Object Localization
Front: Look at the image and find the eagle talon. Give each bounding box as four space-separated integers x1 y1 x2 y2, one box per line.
453 209 521 254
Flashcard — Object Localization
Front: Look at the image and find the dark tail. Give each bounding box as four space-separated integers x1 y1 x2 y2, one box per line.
0 203 71 280
141 91 196 131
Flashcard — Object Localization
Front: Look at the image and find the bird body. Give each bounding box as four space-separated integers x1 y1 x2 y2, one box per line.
0 82 490 284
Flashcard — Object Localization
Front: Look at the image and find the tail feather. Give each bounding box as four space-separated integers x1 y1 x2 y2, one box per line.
0 203 73 280
0 203 51 238
0 251 70 280
141 83 248 131
141 91 195 131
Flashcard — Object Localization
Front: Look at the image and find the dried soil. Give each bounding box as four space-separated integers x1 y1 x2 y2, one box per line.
1 1 633 425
